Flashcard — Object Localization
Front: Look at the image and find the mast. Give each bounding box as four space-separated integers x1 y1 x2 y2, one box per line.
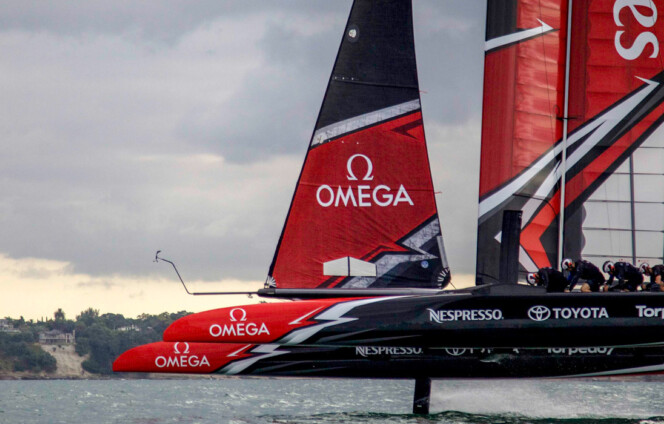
629 155 637 264
557 0 573 269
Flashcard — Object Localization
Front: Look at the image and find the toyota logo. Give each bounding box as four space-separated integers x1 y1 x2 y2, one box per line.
528 305 551 321
444 348 466 356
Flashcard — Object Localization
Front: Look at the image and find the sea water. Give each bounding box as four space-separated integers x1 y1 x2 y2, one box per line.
1 378 664 423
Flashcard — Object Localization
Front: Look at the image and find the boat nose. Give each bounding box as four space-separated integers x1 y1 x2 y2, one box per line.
163 314 202 341
113 343 163 373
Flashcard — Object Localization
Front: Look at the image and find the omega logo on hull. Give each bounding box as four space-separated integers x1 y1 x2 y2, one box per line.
209 308 270 338
155 343 210 369
316 154 414 208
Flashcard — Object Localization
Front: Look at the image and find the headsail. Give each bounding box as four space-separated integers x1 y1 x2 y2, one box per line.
268 0 448 289
477 0 664 284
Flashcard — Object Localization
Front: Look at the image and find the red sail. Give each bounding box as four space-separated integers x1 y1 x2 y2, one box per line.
563 0 664 266
477 0 664 283
267 0 448 289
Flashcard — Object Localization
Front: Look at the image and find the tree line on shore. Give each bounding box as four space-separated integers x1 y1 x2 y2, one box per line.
1 308 190 375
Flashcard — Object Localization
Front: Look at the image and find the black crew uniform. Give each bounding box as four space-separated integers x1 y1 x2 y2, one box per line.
536 267 568 293
568 260 605 292
645 264 664 292
607 262 643 292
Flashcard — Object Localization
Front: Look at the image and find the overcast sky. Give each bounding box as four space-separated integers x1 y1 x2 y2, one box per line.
0 1 486 320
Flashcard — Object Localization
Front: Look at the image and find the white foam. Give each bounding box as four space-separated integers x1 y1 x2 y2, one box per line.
432 379 664 418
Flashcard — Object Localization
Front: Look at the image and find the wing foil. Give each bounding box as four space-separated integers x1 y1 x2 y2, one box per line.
477 0 664 283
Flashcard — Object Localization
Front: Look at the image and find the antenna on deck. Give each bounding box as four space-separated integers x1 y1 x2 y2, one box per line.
154 250 257 297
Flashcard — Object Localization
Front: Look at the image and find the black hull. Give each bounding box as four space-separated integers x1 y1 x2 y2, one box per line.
229 345 664 379
258 285 664 349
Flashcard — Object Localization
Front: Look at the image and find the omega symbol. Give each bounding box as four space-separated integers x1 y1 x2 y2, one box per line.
346 154 374 181
173 342 190 354
229 308 248 322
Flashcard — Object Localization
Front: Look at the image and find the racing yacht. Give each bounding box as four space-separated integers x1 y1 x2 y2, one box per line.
115 0 664 413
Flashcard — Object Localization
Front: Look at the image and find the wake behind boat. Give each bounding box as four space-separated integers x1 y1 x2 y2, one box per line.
115 0 664 414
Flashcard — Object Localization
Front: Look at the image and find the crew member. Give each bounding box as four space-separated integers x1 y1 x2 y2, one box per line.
561 259 605 292
527 267 569 293
604 261 643 292
640 263 664 292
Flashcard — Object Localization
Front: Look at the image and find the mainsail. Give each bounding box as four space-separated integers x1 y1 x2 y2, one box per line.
267 0 449 289
477 0 664 284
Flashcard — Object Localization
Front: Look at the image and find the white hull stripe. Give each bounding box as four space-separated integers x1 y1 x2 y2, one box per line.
311 99 421 146
568 362 664 378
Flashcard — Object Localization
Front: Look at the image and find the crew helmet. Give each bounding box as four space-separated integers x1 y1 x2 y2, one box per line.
561 258 574 271
639 262 650 274
526 272 538 286
603 260 614 274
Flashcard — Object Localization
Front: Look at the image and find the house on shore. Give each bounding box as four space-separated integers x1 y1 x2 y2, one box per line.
39 329 75 344
0 319 20 333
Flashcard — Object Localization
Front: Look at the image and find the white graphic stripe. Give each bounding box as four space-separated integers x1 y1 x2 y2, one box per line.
279 297 402 346
289 307 325 326
478 78 659 219
569 362 664 378
221 344 288 375
311 100 421 146
228 344 252 357
485 20 554 51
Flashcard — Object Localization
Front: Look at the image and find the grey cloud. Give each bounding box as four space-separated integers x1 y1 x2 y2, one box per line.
0 1 350 44
0 1 485 282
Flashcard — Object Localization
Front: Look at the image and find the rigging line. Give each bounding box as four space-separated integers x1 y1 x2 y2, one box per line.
612 171 664 176
644 0 663 263
586 199 664 204
652 0 664 265
584 253 664 261
582 227 664 233
629 155 637 264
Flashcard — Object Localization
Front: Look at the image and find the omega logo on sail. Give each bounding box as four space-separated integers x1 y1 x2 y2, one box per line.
316 153 414 207
209 308 270 338
614 0 659 60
